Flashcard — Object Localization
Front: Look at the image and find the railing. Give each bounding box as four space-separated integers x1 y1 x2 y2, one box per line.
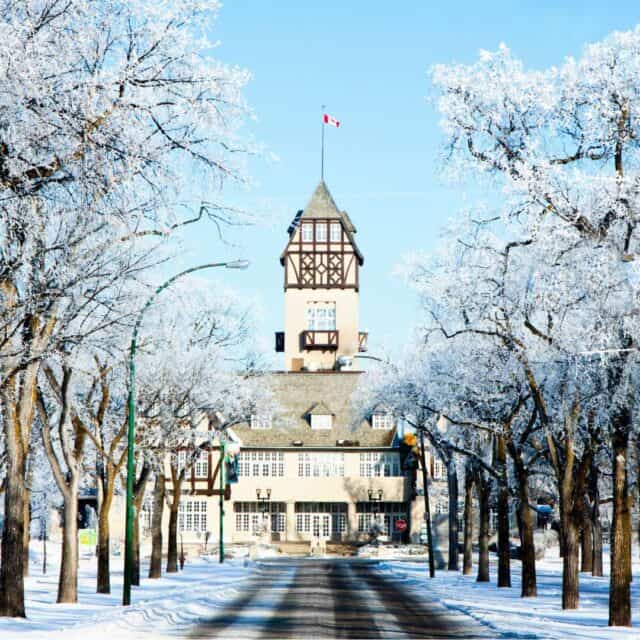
301 330 339 350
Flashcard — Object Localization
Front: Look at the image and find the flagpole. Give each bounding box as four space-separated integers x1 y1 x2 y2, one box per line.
321 104 325 181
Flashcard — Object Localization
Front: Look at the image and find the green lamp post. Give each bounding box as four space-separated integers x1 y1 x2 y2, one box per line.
122 259 249 606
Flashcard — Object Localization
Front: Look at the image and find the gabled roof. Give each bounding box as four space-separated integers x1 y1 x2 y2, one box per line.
307 401 334 416
281 181 364 265
233 372 396 447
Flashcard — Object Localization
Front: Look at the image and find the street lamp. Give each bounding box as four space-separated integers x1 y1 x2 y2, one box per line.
368 488 383 515
122 259 249 606
256 488 272 514
256 489 272 540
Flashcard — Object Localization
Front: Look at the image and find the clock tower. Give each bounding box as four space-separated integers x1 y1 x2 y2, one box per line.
276 181 368 371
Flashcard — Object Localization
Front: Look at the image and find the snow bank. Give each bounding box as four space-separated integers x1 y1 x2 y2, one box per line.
0 542 252 640
386 550 640 639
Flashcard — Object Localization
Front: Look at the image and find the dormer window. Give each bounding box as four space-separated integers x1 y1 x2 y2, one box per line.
307 402 334 430
311 414 333 430
372 412 395 430
301 223 313 242
250 414 272 430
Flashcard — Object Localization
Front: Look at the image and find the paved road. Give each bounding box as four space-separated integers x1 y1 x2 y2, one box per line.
190 559 493 639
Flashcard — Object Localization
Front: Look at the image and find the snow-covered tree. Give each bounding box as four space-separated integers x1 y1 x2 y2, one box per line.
431 29 640 623
0 0 253 617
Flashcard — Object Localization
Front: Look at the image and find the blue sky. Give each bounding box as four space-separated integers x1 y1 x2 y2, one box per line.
181 1 640 361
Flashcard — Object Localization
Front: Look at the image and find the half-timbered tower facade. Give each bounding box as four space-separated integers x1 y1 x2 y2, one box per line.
278 181 368 372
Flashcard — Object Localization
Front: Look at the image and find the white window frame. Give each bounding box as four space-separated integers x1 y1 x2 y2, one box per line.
372 412 395 430
194 450 209 478
301 223 313 242
311 414 332 430
178 500 207 532
297 452 344 477
315 223 327 242
330 222 341 242
433 457 445 480
238 450 284 477
359 452 402 478
306 303 336 331
177 450 187 474
250 414 272 430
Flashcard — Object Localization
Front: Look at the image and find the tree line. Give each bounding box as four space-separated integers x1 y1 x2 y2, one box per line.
360 25 640 628
0 0 264 618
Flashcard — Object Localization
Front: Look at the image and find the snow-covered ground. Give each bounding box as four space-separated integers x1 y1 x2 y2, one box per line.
0 542 253 639
3 542 640 638
387 548 640 639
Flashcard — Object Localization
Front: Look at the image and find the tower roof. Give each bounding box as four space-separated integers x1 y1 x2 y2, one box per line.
300 181 356 232
282 181 363 265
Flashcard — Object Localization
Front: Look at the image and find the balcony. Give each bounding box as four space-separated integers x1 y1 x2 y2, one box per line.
358 331 369 352
301 330 339 350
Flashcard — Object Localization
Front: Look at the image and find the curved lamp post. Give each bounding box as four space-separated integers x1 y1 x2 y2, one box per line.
123 259 249 606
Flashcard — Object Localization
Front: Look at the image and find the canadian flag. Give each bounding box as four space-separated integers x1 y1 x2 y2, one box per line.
323 113 340 128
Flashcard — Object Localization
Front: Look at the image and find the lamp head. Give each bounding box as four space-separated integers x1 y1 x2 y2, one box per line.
225 259 250 270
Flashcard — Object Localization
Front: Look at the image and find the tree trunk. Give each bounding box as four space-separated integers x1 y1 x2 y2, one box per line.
476 469 490 583
580 496 593 574
589 461 603 577
131 465 149 587
23 483 31 578
446 453 459 571
0 445 27 617
609 417 632 626
57 484 79 603
463 464 474 575
167 504 179 573
96 481 113 594
515 459 538 598
495 436 511 588
562 514 580 610
149 473 165 579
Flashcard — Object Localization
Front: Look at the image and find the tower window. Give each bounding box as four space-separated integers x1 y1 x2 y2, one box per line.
330 223 341 242
301 223 313 242
306 303 336 330
315 223 327 242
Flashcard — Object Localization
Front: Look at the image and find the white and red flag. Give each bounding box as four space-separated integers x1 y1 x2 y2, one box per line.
323 113 340 128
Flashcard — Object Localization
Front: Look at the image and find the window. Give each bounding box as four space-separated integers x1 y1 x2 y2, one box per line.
434 500 447 515
297 452 344 477
372 413 395 430
359 452 402 477
302 223 313 242
250 414 272 430
311 414 332 430
194 450 209 478
306 303 336 330
178 500 207 532
139 501 152 532
356 502 407 536
295 503 347 534
315 223 327 242
234 502 286 533
176 450 186 474
330 223 341 242
432 457 445 480
238 450 285 477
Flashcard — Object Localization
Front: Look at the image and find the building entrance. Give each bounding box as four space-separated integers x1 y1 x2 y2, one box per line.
311 513 331 538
